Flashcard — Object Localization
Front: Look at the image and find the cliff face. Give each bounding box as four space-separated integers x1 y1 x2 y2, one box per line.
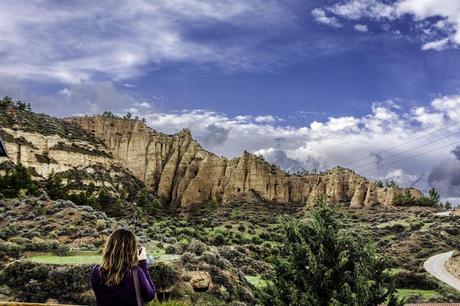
0 106 143 196
0 104 423 209
67 116 423 209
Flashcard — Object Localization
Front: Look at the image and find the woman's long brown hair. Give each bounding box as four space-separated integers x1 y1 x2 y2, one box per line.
100 228 138 286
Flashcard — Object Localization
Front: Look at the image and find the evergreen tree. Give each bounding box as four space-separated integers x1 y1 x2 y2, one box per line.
0 163 38 197
445 201 452 210
262 205 399 306
45 172 66 200
428 188 440 206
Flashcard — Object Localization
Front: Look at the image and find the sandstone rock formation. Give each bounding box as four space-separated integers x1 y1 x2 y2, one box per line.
0 105 424 209
66 116 424 209
446 250 460 279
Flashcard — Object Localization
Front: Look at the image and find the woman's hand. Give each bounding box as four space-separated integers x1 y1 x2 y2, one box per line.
139 247 147 261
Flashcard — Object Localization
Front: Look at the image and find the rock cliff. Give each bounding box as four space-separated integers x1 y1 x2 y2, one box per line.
0 104 424 209
66 116 423 209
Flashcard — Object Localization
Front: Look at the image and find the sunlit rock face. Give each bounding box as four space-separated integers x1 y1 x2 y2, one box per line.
67 116 422 209
0 105 422 209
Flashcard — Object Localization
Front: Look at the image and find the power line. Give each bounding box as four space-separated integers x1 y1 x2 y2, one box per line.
344 121 460 167
352 130 460 171
357 139 460 175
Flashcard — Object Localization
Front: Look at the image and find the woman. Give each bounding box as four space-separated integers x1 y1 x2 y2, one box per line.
91 228 156 306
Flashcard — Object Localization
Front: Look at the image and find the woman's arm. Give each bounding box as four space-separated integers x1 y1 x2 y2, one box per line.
138 260 156 302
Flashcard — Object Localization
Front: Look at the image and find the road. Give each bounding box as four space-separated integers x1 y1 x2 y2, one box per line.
434 211 453 217
424 250 460 292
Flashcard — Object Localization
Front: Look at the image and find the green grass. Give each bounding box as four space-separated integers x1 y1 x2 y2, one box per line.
376 220 409 229
246 275 268 288
396 288 441 300
28 246 180 265
30 254 102 265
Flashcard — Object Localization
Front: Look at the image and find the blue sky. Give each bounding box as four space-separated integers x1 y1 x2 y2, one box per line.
1 0 460 203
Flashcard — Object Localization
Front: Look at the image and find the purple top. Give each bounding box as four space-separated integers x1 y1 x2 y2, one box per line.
91 260 156 306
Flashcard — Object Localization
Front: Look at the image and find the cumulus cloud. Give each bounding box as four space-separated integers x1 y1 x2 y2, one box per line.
312 0 460 51
428 146 460 200
354 24 369 32
0 0 290 83
311 8 343 28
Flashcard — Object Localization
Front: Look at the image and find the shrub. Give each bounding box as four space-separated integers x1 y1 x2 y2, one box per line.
0 261 93 304
187 240 207 256
165 245 177 254
149 262 180 290
0 240 23 258
394 271 438 290
212 233 226 246
96 219 107 231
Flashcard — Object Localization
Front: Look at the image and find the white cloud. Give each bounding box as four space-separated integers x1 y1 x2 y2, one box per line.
421 38 450 51
313 0 460 51
354 24 369 32
311 8 343 28
0 0 289 83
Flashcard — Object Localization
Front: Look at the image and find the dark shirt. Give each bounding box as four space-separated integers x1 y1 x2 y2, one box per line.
91 260 156 306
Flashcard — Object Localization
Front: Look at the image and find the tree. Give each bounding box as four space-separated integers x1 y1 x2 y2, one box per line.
262 205 399 306
0 163 38 198
45 172 65 200
101 111 116 118
445 201 452 210
428 188 440 206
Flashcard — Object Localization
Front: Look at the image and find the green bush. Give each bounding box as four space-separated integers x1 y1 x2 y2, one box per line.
0 163 39 198
212 233 226 246
394 271 438 290
149 262 180 290
0 240 23 258
0 261 93 304
262 205 399 306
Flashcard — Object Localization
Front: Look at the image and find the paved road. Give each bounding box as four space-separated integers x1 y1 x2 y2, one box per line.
424 250 460 292
434 211 453 217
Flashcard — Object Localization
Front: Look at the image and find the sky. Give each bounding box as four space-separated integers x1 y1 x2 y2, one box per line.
1 0 460 203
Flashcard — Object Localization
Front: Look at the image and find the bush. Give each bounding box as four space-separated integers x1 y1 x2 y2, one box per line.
0 261 93 304
165 245 177 254
262 205 399 306
187 240 207 256
0 240 23 258
149 262 180 290
96 219 107 231
394 271 438 290
212 233 226 246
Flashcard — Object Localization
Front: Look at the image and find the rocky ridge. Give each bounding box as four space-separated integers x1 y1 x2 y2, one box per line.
0 104 423 209
67 116 423 209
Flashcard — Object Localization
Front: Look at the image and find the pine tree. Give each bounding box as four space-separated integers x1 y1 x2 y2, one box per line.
428 188 440 206
45 172 65 200
262 205 399 306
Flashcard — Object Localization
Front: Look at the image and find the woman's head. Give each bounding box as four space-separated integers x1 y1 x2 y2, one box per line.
100 228 138 286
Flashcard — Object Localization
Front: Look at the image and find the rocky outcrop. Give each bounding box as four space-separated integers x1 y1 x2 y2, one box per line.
0 105 424 209
446 250 460 279
66 116 424 209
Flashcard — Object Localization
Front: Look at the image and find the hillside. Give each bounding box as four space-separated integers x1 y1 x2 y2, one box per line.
0 101 423 210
